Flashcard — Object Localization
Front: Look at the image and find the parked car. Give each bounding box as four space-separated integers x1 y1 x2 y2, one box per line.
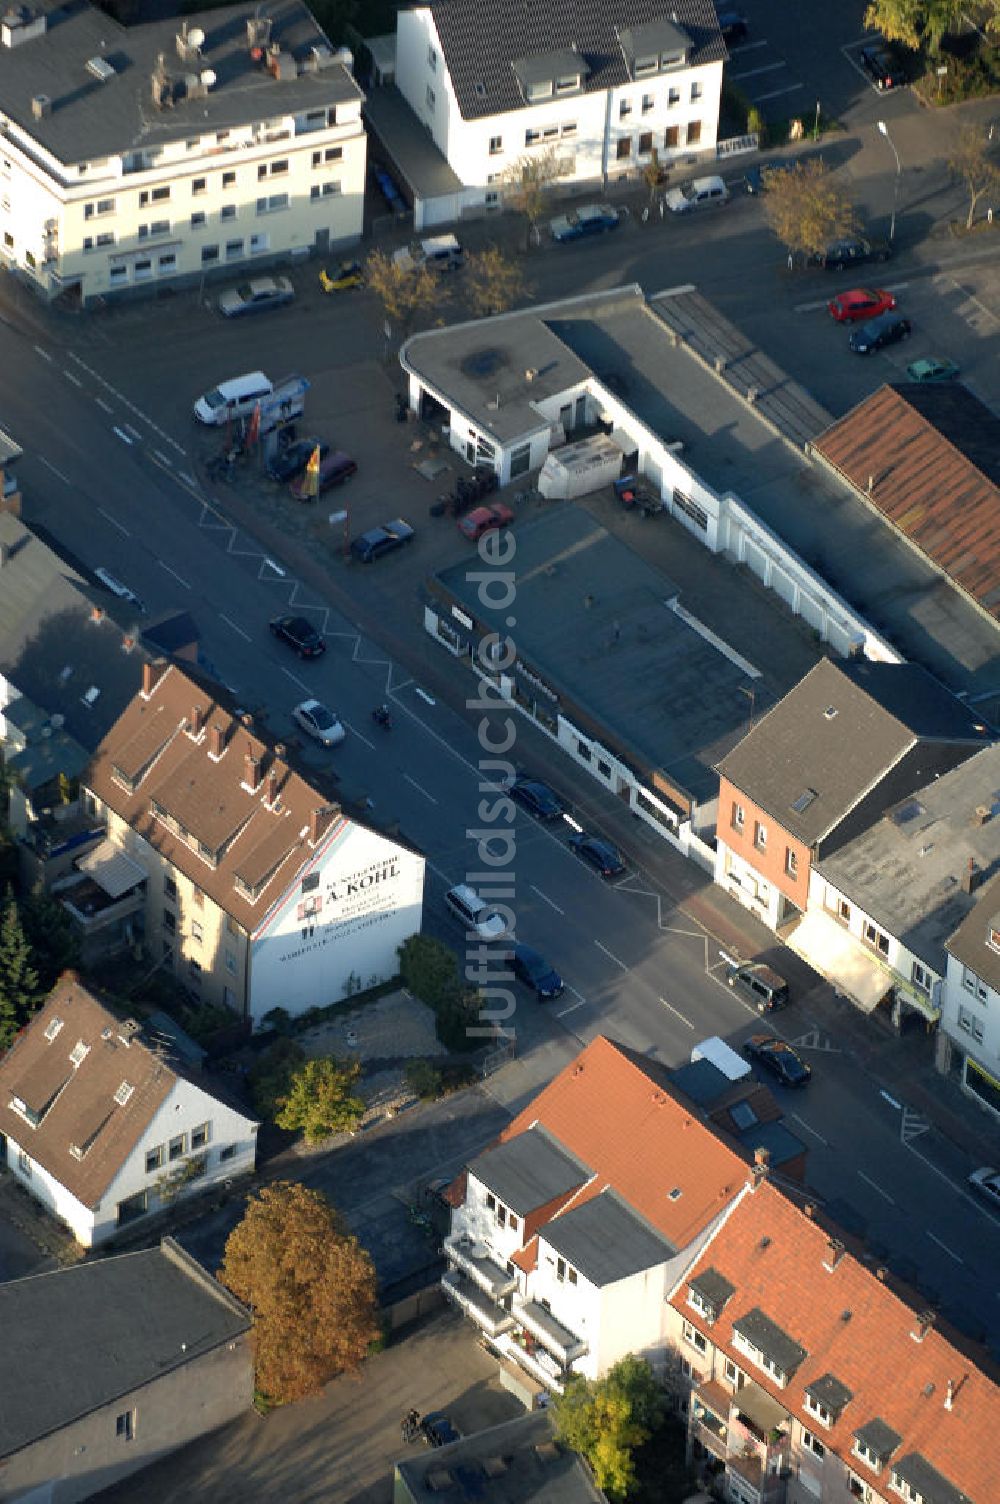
320 259 364 293
269 614 325 658
568 832 627 878
266 438 330 484
906 356 960 383
217 276 294 318
374 165 404 211
849 311 911 354
507 777 565 821
728 963 789 1012
549 204 620 242
289 450 357 499
716 9 749 44
827 287 896 323
510 944 565 1001
860 43 900 90
421 1412 462 1448
292 699 345 746
742 161 793 195
664 175 728 212
350 518 415 563
457 502 514 541
819 236 892 271
968 1166 1000 1210
743 1033 812 1086
444 883 507 940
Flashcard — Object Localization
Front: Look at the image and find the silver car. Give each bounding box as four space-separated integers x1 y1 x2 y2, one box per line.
218 276 294 318
292 699 346 746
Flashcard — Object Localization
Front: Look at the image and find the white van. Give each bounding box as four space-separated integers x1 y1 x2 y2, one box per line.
664 175 729 213
193 370 273 426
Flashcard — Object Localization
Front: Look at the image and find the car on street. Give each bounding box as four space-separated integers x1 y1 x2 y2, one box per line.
549 204 620 242
969 1166 1000 1210
457 502 514 541
217 276 294 318
289 450 357 499
860 42 900 90
510 944 565 1000
906 356 960 383
507 777 565 821
827 287 896 323
728 962 789 1012
568 831 627 878
266 438 330 484
269 614 326 658
716 9 748 44
743 1033 812 1086
664 175 729 213
742 161 793 195
849 311 912 354
351 518 416 563
292 699 346 746
421 1412 462 1448
320 259 364 293
818 236 892 271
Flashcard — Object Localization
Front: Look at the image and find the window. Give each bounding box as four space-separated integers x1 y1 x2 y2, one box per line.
225 949 237 974
426 84 436 111
616 137 631 160
148 220 169 236
682 1320 708 1354
427 43 437 69
619 98 632 118
962 965 988 1001
113 1081 134 1106
222 170 236 188
803 1393 833 1427
256 194 289 214
191 1122 210 1150
202 245 219 263
169 1134 187 1161
17 1149 31 1178
139 187 169 206
525 128 541 146
668 86 680 106
958 1006 985 1043
220 1143 238 1162
665 124 680 148
562 121 577 136
163 908 176 934
486 1192 496 1211
802 1429 826 1459
853 1439 882 1470
838 898 851 923
225 238 244 259
70 1040 89 1067
310 181 342 199
639 131 654 154
911 961 931 994
642 92 655 113
191 920 203 944
157 252 175 271
191 211 206 228
117 1189 147 1225
754 821 767 851
192 177 206 194
691 80 703 101
556 74 578 93
731 802 745 831
146 1145 164 1173
116 1410 135 1441
863 921 890 957
687 120 702 145
489 135 503 155
889 1470 921 1502
45 1017 64 1042
785 848 798 878
723 1358 743 1388
732 1331 786 1387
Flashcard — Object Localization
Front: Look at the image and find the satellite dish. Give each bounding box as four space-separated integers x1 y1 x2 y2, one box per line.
200 68 216 87
188 26 205 46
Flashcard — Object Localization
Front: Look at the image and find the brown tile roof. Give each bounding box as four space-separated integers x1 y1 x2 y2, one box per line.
85 661 343 933
813 384 1000 621
674 1181 1000 1504
0 979 176 1208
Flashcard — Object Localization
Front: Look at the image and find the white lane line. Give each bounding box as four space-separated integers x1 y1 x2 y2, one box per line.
880 1089 903 1111
64 369 83 388
158 560 191 589
403 772 438 805
926 1229 963 1264
180 472 198 488
153 449 174 469
557 988 586 1017
219 613 251 642
95 396 114 414
343 723 376 751
858 1169 896 1206
33 344 53 363
728 40 769 54
415 687 436 706
754 82 805 103
660 995 695 1029
595 940 628 971
37 455 70 486
795 298 831 313
112 426 134 445
280 665 311 694
123 423 143 443
530 884 565 915
789 1111 829 1147
729 61 787 80
97 507 130 538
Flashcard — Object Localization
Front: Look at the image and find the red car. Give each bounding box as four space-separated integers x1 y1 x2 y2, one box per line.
827 287 896 323
458 502 514 541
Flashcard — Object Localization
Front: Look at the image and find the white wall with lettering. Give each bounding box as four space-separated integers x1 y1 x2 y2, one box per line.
248 818 425 1026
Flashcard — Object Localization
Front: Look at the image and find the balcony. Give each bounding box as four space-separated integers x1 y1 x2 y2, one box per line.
690 1379 731 1461
504 1334 568 1394
441 1269 515 1339
512 1297 587 1365
726 1449 788 1504
445 1233 517 1299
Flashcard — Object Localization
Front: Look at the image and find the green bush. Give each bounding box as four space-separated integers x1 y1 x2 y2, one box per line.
747 106 766 145
248 1037 306 1118
260 1006 293 1036
405 1058 444 1099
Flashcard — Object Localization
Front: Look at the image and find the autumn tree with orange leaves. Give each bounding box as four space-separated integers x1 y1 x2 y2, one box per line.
218 1181 378 1404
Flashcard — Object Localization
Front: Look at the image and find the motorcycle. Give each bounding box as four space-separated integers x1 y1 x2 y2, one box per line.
372 705 393 730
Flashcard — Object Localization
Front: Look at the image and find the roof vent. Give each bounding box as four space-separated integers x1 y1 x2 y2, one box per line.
912 1308 936 1343
86 55 115 82
474 80 486 97
175 21 204 62
823 705 838 720
3 7 47 47
667 1187 682 1200
246 14 272 54
31 91 50 118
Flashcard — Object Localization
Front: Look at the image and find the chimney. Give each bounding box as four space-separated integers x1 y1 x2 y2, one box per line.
190 704 204 739
263 765 278 806
868 473 875 494
208 722 225 759
876 1266 889 1282
752 1146 770 1187
912 1309 936 1343
823 1236 845 1273
243 749 261 793
803 1202 815 1219
141 661 156 698
945 1379 954 1412
90 604 104 623
961 857 978 895
308 807 323 845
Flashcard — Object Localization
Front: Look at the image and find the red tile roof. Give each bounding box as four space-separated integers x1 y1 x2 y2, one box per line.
674 1180 1000 1503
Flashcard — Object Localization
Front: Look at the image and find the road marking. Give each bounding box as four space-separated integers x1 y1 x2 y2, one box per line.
157 560 191 589
180 471 197 488
263 557 286 577
219 613 251 641
926 1229 963 1264
595 940 628 971
37 455 70 486
754 83 805 103
33 343 53 363
660 996 695 1029
858 1170 896 1206
403 772 438 805
729 61 787 80
63 369 83 387
95 396 114 414
153 449 174 469
112 426 134 445
343 723 376 750
728 40 769 54
530 884 565 915
97 507 130 537
557 988 586 1017
123 423 142 442
793 1028 840 1053
901 1107 930 1143
415 687 436 706
880 1089 902 1111
280 665 311 694
789 1112 828 1147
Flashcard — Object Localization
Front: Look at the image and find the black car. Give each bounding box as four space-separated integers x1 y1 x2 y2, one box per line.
266 438 330 484
743 161 794 195
508 777 565 821
860 43 899 90
569 832 627 878
350 518 415 563
716 9 748 44
269 614 326 658
819 236 892 271
421 1411 461 1448
510 944 565 1001
849 311 911 354
743 1033 812 1086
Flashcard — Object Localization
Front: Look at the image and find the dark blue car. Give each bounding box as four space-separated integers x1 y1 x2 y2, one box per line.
549 203 620 242
511 944 565 1001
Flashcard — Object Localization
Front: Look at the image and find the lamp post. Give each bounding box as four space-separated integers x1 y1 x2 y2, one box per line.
877 120 901 241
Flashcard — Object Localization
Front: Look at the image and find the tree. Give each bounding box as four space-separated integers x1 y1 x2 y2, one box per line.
218 1181 378 1404
863 0 961 52
641 147 663 206
21 888 80 992
0 887 41 1050
464 246 527 317
398 934 482 1050
248 1036 306 1118
948 125 1000 230
274 1055 365 1143
501 149 564 246
364 249 443 335
762 159 856 264
552 1356 664 1501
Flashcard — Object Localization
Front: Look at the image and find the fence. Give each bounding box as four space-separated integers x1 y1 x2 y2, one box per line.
716 133 760 159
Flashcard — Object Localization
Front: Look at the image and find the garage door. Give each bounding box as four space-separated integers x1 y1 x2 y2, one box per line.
744 538 768 583
772 567 797 608
799 592 824 633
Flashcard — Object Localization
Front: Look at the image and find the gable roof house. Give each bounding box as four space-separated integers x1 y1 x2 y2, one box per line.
943 869 1000 1125
714 657 993 972
77 659 425 1025
671 1177 1000 1504
0 1237 252 1503
0 976 258 1246
377 0 725 229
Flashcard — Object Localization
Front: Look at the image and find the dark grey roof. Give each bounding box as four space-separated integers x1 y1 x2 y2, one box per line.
363 84 464 200
717 658 991 845
669 1058 732 1106
512 47 588 90
0 0 360 164
394 1409 605 1501
689 1266 735 1313
428 0 723 121
140 610 200 657
892 1453 972 1504
0 1239 249 1457
542 1189 675 1286
619 17 692 58
854 1417 902 1463
805 1372 853 1417
735 1119 805 1169
470 1125 589 1216
732 1308 807 1379
945 869 1000 992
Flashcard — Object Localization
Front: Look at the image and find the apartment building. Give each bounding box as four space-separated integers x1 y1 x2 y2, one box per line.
0 0 365 304
943 870 1000 1123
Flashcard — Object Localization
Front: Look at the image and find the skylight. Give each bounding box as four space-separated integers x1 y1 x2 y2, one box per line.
791 788 817 814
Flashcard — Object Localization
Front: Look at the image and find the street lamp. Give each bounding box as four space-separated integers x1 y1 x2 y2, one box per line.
877 120 902 242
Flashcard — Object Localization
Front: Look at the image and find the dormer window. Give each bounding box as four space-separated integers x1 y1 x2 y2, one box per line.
526 80 552 101
555 74 580 93
44 1017 64 1042
10 1095 41 1129
70 1041 89 1068
635 55 657 76
620 19 691 80
114 1081 134 1107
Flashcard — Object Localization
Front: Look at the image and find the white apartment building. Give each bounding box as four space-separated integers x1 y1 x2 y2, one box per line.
943 869 1000 1122
393 0 724 218
0 0 366 304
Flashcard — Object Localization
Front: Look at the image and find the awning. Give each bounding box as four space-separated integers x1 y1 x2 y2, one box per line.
735 1381 789 1434
76 839 147 898
788 909 892 1014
